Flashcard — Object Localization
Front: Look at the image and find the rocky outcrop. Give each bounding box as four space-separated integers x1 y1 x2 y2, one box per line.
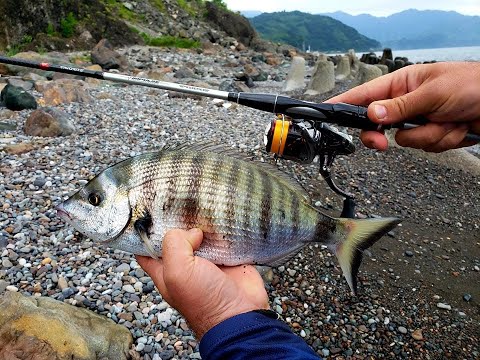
204 2 257 47
0 291 133 360
0 0 141 51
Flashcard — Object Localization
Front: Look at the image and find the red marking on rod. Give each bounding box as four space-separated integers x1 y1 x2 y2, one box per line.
39 63 50 70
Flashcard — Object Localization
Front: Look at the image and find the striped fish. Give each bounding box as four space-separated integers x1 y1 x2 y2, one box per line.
57 144 400 293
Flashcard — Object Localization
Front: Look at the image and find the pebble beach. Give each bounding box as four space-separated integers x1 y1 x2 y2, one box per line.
1 46 479 359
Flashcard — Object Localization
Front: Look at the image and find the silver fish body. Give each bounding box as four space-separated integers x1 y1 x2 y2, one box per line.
57 145 400 293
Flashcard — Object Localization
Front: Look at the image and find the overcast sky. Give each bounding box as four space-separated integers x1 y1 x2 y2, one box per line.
223 0 480 17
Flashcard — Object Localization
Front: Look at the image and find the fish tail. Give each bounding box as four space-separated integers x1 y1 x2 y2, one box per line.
332 217 400 294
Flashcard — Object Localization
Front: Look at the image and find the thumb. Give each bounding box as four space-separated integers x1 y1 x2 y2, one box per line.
162 228 203 285
368 87 435 125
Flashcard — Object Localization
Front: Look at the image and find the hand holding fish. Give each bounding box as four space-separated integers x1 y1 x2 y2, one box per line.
136 228 269 339
326 61 480 152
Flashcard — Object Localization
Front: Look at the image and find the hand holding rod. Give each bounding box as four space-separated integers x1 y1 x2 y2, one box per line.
0 55 478 142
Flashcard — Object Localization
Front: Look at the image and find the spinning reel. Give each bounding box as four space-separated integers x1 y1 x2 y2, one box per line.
264 115 356 218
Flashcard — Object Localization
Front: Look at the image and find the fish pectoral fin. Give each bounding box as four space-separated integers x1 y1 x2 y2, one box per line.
264 244 305 267
134 213 159 260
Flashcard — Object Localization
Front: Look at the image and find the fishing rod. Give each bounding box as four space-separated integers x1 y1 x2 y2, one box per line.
1 55 478 141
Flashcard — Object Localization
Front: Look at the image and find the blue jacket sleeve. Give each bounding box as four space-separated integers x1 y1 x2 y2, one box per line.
199 311 321 360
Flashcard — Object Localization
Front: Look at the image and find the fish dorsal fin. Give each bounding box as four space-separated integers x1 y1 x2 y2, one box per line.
161 142 310 200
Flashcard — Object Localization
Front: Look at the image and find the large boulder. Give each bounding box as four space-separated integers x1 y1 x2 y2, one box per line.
24 107 76 137
204 2 257 47
36 79 93 106
91 39 129 71
0 84 37 111
282 56 306 92
305 60 335 96
0 291 132 360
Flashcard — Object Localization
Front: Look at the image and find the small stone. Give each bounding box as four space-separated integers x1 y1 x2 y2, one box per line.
463 294 472 302
404 250 414 257
135 343 145 352
358 324 368 333
41 257 52 265
412 329 424 341
6 285 18 292
300 329 306 337
287 269 296 277
398 326 408 334
58 276 68 290
115 263 130 273
122 284 135 293
437 302 451 310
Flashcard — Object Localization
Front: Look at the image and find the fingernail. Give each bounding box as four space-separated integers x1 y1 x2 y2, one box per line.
374 105 387 120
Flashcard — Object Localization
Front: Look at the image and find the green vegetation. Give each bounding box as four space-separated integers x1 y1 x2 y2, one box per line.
46 23 56 36
103 0 143 21
141 33 199 48
177 0 196 16
211 0 227 10
250 11 380 52
60 12 78 38
149 0 165 12
5 35 33 56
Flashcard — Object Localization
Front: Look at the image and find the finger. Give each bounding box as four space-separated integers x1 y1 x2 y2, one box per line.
135 255 170 299
423 125 471 153
162 228 204 286
360 131 389 150
394 123 466 150
325 66 415 105
366 80 441 125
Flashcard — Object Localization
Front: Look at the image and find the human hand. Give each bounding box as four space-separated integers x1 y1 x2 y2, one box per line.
326 62 480 152
136 228 269 339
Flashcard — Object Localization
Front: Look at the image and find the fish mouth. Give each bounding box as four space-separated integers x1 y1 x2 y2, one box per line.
55 203 72 221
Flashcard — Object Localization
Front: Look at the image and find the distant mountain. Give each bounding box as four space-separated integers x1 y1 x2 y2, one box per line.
322 9 480 49
249 11 380 52
241 10 263 18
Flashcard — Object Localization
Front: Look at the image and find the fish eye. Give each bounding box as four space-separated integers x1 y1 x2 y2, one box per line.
88 192 103 206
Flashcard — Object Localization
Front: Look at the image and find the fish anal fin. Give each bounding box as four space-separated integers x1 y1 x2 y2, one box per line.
263 244 305 267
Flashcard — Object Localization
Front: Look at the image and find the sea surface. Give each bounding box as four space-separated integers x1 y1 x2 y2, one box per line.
351 45 480 63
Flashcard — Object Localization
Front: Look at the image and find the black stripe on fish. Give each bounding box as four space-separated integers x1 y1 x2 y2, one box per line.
183 153 205 227
259 170 273 242
224 160 240 228
242 165 254 236
162 151 185 213
313 216 337 241
290 190 300 239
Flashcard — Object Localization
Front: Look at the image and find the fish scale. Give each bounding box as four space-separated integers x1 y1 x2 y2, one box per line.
57 145 401 293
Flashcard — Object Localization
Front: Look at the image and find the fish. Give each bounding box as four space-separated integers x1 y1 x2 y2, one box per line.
56 144 400 293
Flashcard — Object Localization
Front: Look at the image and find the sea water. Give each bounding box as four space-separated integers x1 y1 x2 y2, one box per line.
359 45 480 63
